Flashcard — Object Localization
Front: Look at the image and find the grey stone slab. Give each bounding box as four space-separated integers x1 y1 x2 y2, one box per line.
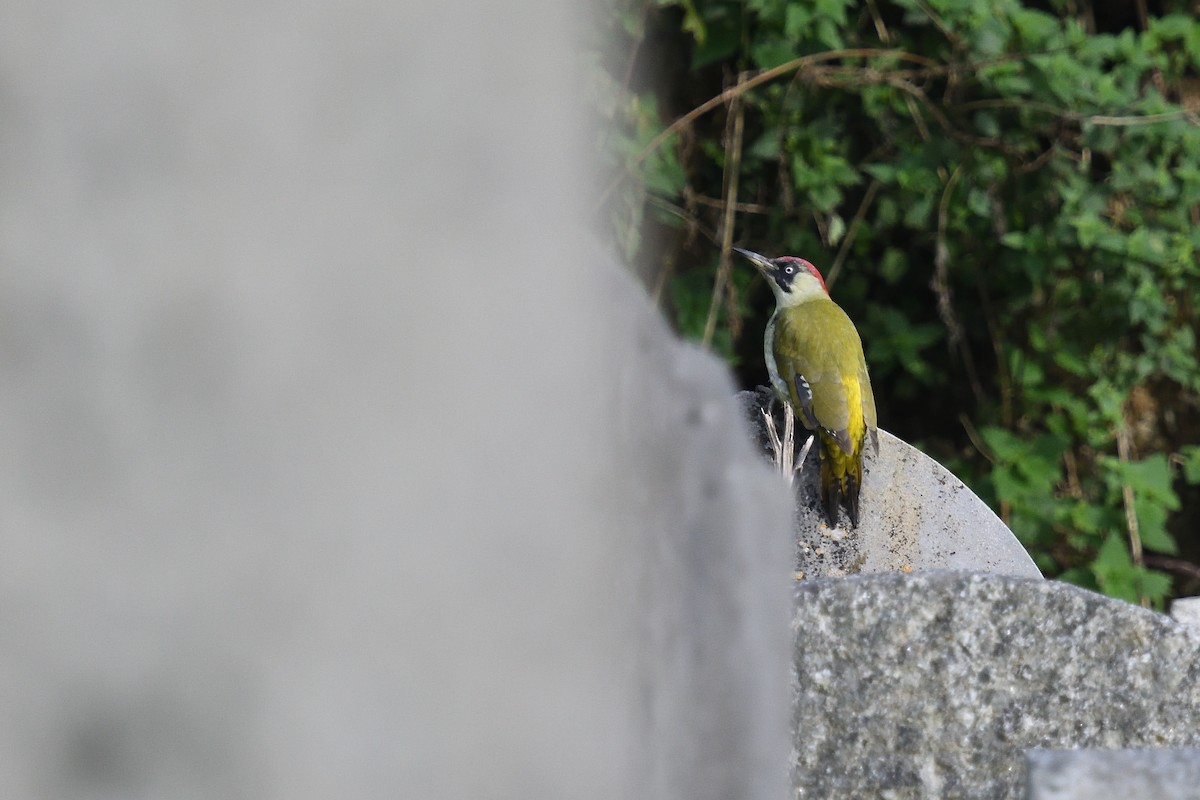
792 572 1200 799
1171 597 1200 628
1026 748 1200 800
603 261 796 800
739 393 1040 579
0 4 795 800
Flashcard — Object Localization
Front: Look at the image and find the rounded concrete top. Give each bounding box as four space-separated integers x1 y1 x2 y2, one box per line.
737 390 1041 579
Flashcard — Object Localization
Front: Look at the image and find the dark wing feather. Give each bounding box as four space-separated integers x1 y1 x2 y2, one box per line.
772 302 855 453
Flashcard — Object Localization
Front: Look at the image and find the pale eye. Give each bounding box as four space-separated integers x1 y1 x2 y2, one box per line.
785 266 795 274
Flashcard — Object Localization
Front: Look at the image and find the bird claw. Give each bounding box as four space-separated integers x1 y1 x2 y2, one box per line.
795 433 815 474
763 405 814 490
762 408 783 460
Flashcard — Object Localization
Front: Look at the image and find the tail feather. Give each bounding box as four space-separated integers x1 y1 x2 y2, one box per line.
845 469 861 527
817 429 865 528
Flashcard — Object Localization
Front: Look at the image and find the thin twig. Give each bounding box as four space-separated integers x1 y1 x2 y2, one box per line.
1062 448 1083 499
1084 110 1195 126
811 208 829 245
932 166 985 405
825 179 881 288
912 0 963 51
723 267 744 341
620 0 653 95
973 198 1014 426
599 48 1197 215
651 253 674 308
866 0 890 43
959 413 995 464
959 98 1198 127
703 72 747 347
820 66 1197 142
1014 142 1059 174
1116 424 1147 607
903 92 931 142
958 98 1079 115
933 165 963 343
644 195 719 244
1144 554 1200 581
653 57 1188 172
593 48 939 212
688 194 774 214
1134 0 1149 33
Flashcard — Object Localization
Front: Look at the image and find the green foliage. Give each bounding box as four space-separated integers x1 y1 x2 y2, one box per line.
596 0 1200 607
1088 532 1174 605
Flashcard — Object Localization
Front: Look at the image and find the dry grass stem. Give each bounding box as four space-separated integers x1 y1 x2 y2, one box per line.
703 72 747 348
1116 424 1148 608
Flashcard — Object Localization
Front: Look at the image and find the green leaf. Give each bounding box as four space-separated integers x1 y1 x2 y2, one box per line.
747 133 781 161
1093 531 1133 571
879 248 907 284
966 187 992 217
1118 454 1178 510
692 21 740 69
1091 532 1139 603
672 0 707 43
1181 446 1200 484
813 0 851 25
1070 213 1105 249
784 4 811 38
903 195 933 229
640 143 686 197
980 426 1025 463
814 17 844 50
862 163 897 184
750 39 796 70
1000 231 1027 250
1011 7 1061 47
1136 501 1177 555
974 15 1011 57
1069 501 1109 534
1057 566 1097 590
1139 570 1174 606
827 213 847 245
1053 348 1089 378
1149 13 1194 42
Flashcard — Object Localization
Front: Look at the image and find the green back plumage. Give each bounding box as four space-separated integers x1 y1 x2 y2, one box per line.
771 298 876 527
772 300 874 447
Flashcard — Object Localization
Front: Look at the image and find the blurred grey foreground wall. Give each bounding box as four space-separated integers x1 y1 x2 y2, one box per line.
0 3 793 799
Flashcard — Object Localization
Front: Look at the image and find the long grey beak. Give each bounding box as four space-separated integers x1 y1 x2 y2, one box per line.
732 246 773 273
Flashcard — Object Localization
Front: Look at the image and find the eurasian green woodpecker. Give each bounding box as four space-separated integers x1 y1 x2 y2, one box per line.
734 247 877 527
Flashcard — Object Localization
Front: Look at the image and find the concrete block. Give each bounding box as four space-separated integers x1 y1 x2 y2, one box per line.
739 392 1041 579
1026 748 1200 800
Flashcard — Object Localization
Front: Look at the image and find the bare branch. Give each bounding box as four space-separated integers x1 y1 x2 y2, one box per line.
703 72 747 348
594 48 940 212
1116 424 1148 608
826 179 881 289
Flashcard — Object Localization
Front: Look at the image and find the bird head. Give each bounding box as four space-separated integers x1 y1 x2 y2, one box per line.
732 247 828 307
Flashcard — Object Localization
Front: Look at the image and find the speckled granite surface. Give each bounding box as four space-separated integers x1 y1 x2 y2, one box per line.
791 571 1200 799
